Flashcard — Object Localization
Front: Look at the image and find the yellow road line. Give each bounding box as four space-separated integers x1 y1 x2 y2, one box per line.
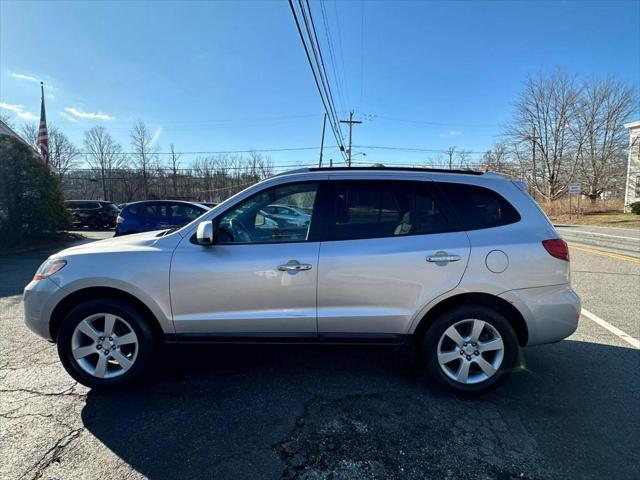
567 243 640 265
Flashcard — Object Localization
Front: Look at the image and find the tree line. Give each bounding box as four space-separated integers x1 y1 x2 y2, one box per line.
18 121 275 204
484 69 635 202
6 68 637 205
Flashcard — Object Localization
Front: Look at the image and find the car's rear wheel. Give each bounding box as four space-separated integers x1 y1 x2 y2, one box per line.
87 217 99 230
57 299 155 389
423 305 518 393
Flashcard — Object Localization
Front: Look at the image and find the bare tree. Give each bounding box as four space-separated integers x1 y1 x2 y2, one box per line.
84 126 124 200
482 142 510 172
456 149 473 169
446 146 456 169
130 121 157 198
507 69 583 200
0 112 14 128
21 123 80 179
573 77 636 201
169 143 181 198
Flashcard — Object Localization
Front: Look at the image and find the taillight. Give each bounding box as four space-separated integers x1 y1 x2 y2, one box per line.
116 215 124 224
542 239 569 261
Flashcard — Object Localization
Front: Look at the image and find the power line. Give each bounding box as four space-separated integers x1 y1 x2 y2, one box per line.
304 0 342 130
298 0 346 149
359 0 365 110
319 0 347 117
64 162 324 174
354 144 491 155
332 0 351 109
75 145 337 156
51 114 325 130
287 0 347 161
372 115 499 129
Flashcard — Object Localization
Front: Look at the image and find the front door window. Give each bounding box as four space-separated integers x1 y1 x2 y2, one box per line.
217 183 318 244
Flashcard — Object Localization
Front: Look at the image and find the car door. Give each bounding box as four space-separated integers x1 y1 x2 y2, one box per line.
170 181 323 335
317 179 471 335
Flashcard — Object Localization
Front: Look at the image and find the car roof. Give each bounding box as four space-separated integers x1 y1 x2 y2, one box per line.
272 166 506 181
124 200 208 209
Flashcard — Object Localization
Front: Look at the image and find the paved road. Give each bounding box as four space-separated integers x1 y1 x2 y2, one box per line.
1 233 638 480
556 225 640 258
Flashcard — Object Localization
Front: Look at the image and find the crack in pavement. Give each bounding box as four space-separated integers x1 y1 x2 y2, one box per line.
17 427 84 480
0 384 86 399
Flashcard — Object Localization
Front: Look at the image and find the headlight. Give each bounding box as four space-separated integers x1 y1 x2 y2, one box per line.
33 259 67 281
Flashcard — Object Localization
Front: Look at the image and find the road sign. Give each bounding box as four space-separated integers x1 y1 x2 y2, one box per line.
568 182 581 194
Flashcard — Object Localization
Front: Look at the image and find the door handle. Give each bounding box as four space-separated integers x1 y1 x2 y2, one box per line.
426 254 461 263
277 263 312 272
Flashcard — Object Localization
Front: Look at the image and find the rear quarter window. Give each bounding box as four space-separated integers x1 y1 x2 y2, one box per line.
127 205 140 215
437 182 521 230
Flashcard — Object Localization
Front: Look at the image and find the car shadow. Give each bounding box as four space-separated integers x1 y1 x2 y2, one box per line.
81 339 639 480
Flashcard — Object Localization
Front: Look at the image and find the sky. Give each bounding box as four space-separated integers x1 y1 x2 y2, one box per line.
1 0 639 171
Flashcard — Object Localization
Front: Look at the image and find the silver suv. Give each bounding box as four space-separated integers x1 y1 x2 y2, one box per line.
24 167 581 392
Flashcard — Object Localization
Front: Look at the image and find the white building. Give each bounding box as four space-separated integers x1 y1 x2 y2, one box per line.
623 120 640 212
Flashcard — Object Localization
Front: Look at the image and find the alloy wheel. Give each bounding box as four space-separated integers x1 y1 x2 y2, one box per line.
436 318 504 385
70 313 139 379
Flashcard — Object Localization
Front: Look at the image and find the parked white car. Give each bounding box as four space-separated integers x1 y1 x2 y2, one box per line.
24 167 580 392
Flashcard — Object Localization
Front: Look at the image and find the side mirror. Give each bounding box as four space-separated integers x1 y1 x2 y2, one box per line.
196 220 215 245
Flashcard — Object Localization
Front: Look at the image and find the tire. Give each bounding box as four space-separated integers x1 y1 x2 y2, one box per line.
87 217 100 230
56 299 156 389
423 305 518 393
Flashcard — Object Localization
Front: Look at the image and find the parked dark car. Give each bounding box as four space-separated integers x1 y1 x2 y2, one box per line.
65 200 119 229
115 200 208 236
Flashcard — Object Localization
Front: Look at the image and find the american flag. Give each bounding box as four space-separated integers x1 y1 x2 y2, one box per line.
37 82 49 165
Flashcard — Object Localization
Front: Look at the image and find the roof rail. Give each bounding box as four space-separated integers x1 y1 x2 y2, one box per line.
308 166 484 175
272 168 311 177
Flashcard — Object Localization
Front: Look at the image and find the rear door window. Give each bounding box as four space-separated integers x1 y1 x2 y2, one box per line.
437 182 520 230
325 180 451 241
414 183 451 234
170 204 204 221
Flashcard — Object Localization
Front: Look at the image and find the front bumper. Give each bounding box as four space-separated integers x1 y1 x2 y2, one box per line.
499 284 581 346
23 278 66 341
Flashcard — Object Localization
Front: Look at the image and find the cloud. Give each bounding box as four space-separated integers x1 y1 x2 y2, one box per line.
151 126 163 146
11 72 56 90
60 111 79 123
0 102 38 121
12 72 39 83
439 130 463 138
64 106 114 121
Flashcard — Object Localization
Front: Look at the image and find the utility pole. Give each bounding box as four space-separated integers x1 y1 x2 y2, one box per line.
528 125 541 197
318 113 327 168
340 111 362 167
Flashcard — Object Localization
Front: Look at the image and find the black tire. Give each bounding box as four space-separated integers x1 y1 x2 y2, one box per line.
87 217 100 230
56 299 155 389
423 305 518 393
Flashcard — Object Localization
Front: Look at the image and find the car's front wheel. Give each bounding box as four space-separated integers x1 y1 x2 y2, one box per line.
423 305 518 393
57 299 155 389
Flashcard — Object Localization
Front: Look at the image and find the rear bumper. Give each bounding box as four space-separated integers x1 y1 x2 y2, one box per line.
499 284 581 346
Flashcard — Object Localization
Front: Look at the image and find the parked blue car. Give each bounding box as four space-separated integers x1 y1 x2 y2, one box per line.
115 200 209 236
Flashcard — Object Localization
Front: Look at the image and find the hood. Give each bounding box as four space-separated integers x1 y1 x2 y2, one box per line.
52 230 179 258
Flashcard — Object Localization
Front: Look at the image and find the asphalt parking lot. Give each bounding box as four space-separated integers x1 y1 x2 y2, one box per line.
1 227 638 480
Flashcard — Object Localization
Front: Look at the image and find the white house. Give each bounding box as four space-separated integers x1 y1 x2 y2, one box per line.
623 120 640 212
